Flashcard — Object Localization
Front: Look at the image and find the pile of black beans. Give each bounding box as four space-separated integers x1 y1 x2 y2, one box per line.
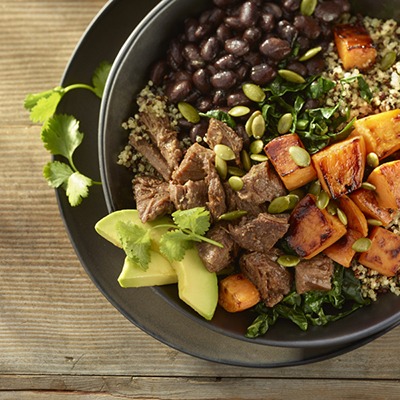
150 0 350 131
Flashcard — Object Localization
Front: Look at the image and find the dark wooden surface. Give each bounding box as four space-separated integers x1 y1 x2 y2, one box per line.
1 1 399 398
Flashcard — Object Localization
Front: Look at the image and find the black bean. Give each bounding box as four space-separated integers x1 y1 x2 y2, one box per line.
165 80 192 103
213 89 227 107
259 13 275 32
243 51 263 66
213 0 240 8
178 118 194 131
236 63 250 81
296 36 310 52
200 8 225 28
333 0 351 13
210 70 238 90
314 2 343 23
149 61 168 86
235 124 251 147
277 20 298 43
286 61 307 77
192 69 211 93
262 2 283 19
200 36 220 62
281 0 301 12
216 23 233 42
190 121 208 143
239 1 259 27
242 27 262 46
305 55 326 75
167 40 183 70
225 16 246 31
171 70 192 82
214 54 241 70
226 90 253 107
184 18 199 42
259 37 291 61
194 24 213 42
250 63 277 85
182 44 204 69
196 96 213 112
225 38 250 56
293 15 321 40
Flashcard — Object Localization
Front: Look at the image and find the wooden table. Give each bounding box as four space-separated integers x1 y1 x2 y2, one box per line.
1 1 399 398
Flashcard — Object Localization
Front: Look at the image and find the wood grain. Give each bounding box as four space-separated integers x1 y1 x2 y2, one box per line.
1 0 400 398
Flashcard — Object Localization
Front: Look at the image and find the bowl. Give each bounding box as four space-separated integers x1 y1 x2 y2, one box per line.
99 0 400 348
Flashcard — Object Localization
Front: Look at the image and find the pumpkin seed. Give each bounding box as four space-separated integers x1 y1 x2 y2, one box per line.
277 113 293 134
241 149 252 172
337 208 348 225
228 105 251 117
228 166 246 177
218 210 248 221
296 119 309 130
250 153 269 162
215 155 228 180
361 182 376 191
352 238 372 253
300 0 317 16
245 110 261 136
177 101 200 123
242 83 266 102
268 196 291 214
228 176 244 191
289 145 311 167
381 51 397 71
249 139 264 154
326 200 338 216
286 194 300 210
277 255 301 267
299 46 322 62
214 143 236 161
289 188 305 200
251 113 266 139
367 218 383 226
316 190 329 210
308 180 321 196
366 152 379 168
278 69 306 84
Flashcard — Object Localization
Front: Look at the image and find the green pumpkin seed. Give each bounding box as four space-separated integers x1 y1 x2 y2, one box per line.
308 180 321 196
300 0 317 16
214 143 236 161
278 69 306 84
367 218 383 226
361 182 376 191
215 155 228 180
228 105 251 117
289 188 306 200
277 254 301 267
381 51 397 71
245 111 261 136
316 190 329 210
250 153 269 162
177 101 200 123
268 196 291 214
286 194 300 210
277 113 293 134
242 83 266 102
228 176 244 191
289 145 311 167
241 149 252 172
228 166 246 177
337 208 348 226
296 119 309 130
249 139 264 154
352 238 372 253
218 210 248 221
251 114 266 139
326 200 338 216
299 46 322 62
366 152 379 168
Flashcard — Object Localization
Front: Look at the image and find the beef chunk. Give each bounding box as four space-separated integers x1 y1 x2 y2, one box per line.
205 118 243 164
197 224 236 273
229 213 289 253
133 176 174 223
238 161 287 204
295 254 334 294
240 251 292 307
169 180 208 211
204 158 227 220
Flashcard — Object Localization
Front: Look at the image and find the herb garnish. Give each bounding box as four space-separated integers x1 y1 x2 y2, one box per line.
24 61 112 206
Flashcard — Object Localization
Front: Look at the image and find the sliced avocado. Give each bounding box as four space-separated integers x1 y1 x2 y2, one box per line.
94 209 172 252
171 248 218 321
118 252 177 288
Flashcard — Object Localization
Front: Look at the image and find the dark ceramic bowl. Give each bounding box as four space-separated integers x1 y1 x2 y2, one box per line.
99 0 400 348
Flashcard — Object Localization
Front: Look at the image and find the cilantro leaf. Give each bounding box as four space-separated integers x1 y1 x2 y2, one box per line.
199 110 236 128
357 76 373 103
172 207 211 236
24 88 62 111
92 61 112 98
41 114 83 162
159 230 193 262
66 172 93 206
116 221 152 270
43 160 73 188
29 91 63 123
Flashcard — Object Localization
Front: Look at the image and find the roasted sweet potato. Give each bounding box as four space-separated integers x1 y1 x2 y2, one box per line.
312 136 366 198
358 227 400 277
367 160 400 210
337 195 368 236
264 133 317 191
334 23 377 70
286 194 347 259
349 188 395 226
218 273 261 313
351 109 400 160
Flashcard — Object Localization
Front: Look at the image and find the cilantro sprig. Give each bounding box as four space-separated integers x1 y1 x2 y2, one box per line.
116 207 223 270
24 61 112 206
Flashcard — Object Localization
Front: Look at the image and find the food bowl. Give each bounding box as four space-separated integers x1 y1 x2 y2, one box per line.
99 0 400 348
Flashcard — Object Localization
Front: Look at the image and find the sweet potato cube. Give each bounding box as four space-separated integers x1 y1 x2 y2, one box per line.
358 227 400 277
323 229 364 267
264 133 317 191
312 136 366 198
367 160 400 210
350 109 400 160
218 273 261 313
349 188 394 226
337 195 368 236
334 23 377 71
286 194 347 259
